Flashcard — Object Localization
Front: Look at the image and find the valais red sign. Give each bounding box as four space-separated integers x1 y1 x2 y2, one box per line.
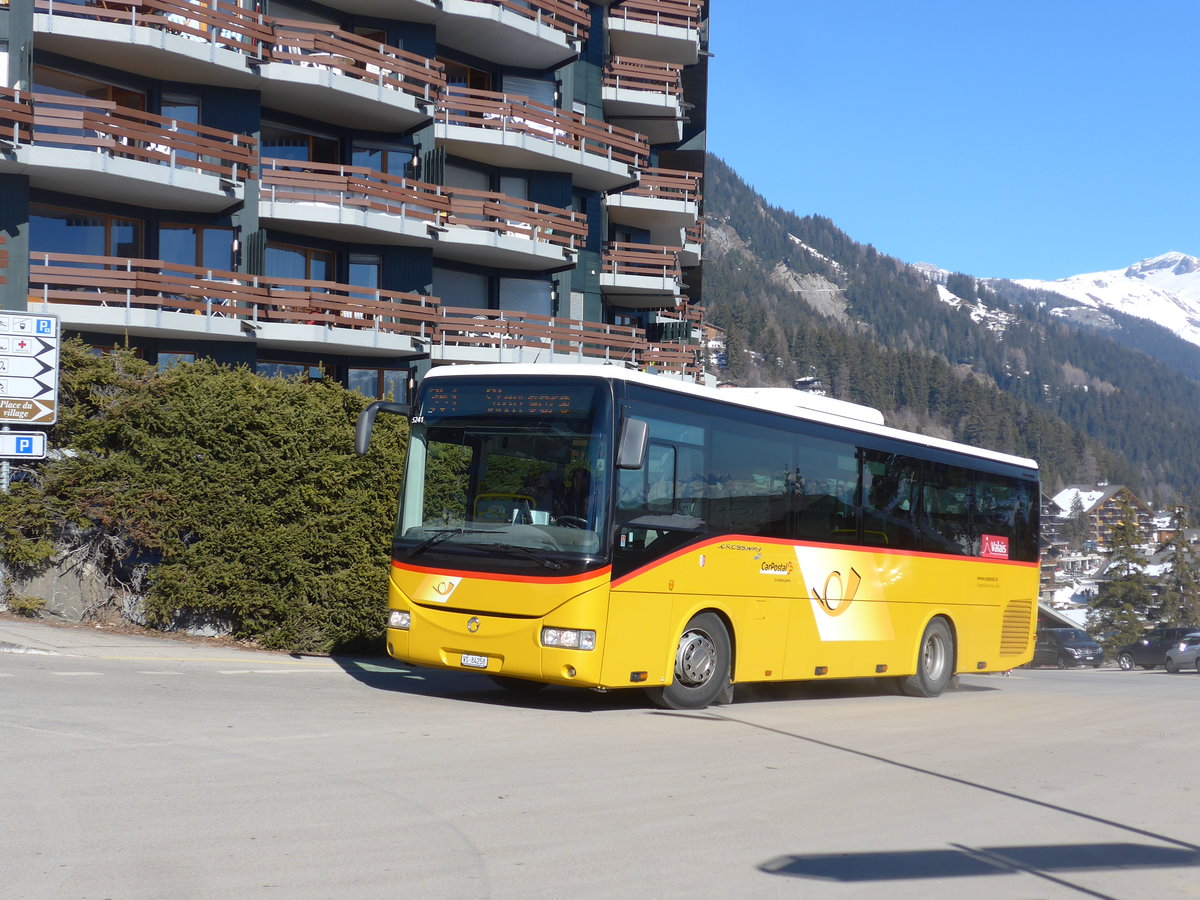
981 534 1010 560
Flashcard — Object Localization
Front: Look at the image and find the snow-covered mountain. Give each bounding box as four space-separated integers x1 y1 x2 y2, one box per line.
1011 252 1200 348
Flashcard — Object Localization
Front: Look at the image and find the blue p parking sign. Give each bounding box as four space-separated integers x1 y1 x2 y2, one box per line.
0 431 47 459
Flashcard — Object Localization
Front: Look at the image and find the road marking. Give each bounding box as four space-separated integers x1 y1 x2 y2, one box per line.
137 671 186 676
52 671 103 676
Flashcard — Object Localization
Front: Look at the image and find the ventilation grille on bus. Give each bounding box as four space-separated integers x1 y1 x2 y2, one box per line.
1000 599 1034 656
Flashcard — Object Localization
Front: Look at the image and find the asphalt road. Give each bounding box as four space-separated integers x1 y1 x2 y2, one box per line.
2 617 1198 899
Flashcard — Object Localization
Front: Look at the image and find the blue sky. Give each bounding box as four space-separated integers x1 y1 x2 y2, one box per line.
706 1 1198 281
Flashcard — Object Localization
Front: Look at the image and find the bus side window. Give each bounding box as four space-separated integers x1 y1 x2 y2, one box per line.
646 443 676 513
920 462 973 556
861 451 920 549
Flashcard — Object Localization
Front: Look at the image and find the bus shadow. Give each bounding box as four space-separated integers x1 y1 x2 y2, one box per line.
759 842 1200 884
325 654 649 712
323 655 997 711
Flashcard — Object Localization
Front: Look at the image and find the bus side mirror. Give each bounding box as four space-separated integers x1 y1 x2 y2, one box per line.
355 400 411 456
616 417 648 469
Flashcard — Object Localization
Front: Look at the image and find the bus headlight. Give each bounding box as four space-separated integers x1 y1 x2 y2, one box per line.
541 627 596 651
388 610 411 630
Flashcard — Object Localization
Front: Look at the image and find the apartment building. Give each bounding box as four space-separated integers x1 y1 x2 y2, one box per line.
0 0 707 398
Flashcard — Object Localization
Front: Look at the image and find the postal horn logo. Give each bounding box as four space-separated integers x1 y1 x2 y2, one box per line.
811 567 861 617
433 580 456 596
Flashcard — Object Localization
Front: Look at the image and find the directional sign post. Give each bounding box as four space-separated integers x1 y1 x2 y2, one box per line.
0 313 60 425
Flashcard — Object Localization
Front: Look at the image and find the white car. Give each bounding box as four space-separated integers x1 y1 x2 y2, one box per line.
1163 632 1200 673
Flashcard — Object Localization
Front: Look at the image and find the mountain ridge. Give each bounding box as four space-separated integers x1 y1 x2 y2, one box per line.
701 154 1200 506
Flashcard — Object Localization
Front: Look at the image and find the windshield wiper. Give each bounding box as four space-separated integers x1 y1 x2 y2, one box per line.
482 543 563 571
406 528 491 560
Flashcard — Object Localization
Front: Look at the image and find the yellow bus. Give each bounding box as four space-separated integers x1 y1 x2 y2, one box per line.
356 364 1039 709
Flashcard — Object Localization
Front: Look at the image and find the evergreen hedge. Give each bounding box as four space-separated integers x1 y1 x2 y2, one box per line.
0 340 407 653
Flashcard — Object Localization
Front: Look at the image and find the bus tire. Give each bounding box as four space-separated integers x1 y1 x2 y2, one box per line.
488 674 548 693
899 617 955 698
646 612 732 710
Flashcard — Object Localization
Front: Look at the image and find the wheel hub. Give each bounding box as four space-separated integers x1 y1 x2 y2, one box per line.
675 628 716 687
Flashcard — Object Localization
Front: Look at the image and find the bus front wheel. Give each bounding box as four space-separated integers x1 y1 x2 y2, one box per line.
899 618 955 698
647 612 732 710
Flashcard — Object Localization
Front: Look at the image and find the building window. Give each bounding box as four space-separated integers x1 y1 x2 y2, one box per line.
499 276 552 317
33 66 145 110
261 124 339 164
348 367 407 400
433 267 488 310
30 205 143 260
351 143 415 176
441 58 492 92
258 362 325 380
161 224 235 272
157 351 196 371
266 243 334 284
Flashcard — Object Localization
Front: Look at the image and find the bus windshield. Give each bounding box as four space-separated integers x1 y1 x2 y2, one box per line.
395 377 613 571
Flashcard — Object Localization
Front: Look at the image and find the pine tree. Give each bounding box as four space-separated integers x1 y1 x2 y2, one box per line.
1062 493 1091 551
1087 498 1153 652
1159 507 1200 626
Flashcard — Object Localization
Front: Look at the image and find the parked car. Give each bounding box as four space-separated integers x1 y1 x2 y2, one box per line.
1164 632 1200 674
1116 626 1200 671
1032 628 1104 668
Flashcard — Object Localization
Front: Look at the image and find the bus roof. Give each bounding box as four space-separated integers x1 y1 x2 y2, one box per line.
422 363 1039 472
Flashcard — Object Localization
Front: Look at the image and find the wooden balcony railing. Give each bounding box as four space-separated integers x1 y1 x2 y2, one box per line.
0 87 34 146
468 0 590 42
27 252 440 339
603 241 682 281
33 0 272 57
608 0 702 30
438 87 649 169
25 252 702 378
0 88 257 183
603 57 683 97
435 306 701 377
684 218 705 246
624 167 701 204
261 159 586 251
268 20 445 103
34 3 445 103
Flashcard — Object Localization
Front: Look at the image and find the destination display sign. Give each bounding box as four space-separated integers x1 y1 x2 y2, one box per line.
0 313 60 425
423 381 596 419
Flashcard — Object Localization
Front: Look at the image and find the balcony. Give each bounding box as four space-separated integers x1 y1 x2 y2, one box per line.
22 250 702 378
32 3 445 131
260 159 585 271
328 0 589 69
607 167 699 245
261 22 444 130
680 217 703 267
432 306 702 378
601 241 682 308
607 0 702 66
26 251 438 358
0 88 256 211
33 0 272 86
436 88 648 192
602 57 683 144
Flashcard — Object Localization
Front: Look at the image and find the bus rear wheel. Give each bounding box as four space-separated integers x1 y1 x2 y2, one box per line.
646 612 732 710
899 618 955 698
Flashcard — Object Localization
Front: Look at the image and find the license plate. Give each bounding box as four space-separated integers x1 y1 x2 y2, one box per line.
461 654 488 669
